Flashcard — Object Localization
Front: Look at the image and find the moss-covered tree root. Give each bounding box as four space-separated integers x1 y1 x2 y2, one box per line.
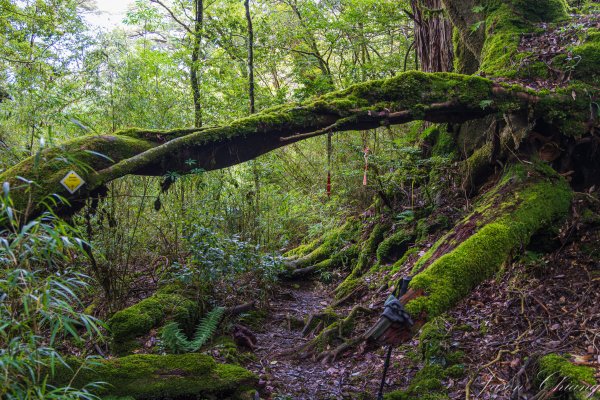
53 353 257 400
404 163 572 319
281 218 360 278
384 316 465 400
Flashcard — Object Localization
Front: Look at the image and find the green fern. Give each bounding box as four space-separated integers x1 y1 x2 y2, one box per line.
160 306 225 354
189 306 225 350
160 322 190 354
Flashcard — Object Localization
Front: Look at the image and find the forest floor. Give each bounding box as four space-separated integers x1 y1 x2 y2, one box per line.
239 247 599 399
245 280 414 399
238 193 600 399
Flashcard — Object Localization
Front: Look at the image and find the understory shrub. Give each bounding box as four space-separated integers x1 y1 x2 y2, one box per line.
0 183 104 399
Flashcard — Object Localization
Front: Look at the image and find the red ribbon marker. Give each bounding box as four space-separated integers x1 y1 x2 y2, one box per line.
363 146 370 186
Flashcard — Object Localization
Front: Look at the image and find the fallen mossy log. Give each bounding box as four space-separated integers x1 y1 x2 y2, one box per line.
52 353 257 400
2 71 585 221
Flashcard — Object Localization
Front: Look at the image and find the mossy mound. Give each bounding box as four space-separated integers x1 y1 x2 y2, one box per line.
53 353 257 400
538 354 599 399
108 285 199 354
385 316 465 400
376 229 414 264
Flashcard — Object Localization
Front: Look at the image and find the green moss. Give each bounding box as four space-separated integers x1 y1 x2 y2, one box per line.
376 229 414 264
53 354 257 399
307 306 365 353
334 274 363 300
108 286 199 353
284 237 322 259
419 318 449 362
386 317 465 400
0 134 155 216
480 1 568 76
406 164 572 317
289 218 360 269
211 337 256 365
453 27 480 74
335 222 388 298
432 131 457 159
511 0 569 22
570 31 600 85
538 354 598 399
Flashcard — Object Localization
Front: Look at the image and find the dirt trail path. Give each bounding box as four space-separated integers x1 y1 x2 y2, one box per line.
246 281 408 400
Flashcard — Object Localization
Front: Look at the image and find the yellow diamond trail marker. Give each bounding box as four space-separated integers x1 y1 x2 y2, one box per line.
60 170 85 194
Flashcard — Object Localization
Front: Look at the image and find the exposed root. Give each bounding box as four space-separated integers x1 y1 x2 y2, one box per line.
294 305 376 361
317 336 365 364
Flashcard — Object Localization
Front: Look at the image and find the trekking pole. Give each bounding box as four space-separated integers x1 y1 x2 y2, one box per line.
377 345 393 400
376 276 412 400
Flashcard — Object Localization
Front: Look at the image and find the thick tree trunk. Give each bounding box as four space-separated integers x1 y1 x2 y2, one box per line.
403 164 572 319
411 0 453 72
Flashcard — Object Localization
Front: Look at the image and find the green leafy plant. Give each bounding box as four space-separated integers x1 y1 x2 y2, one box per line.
0 183 104 399
479 99 494 110
160 306 225 354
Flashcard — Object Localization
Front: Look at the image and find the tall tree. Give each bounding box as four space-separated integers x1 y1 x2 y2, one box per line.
244 0 255 114
150 0 204 127
191 0 204 127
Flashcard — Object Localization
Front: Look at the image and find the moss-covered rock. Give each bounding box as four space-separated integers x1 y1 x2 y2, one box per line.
108 286 199 354
406 163 572 317
376 229 414 264
53 353 257 400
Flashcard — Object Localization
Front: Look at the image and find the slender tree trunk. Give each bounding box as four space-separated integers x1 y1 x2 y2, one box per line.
191 0 203 128
245 0 260 241
244 0 255 114
288 1 334 90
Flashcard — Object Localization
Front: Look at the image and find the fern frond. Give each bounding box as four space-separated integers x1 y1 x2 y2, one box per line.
159 307 225 354
188 306 225 351
160 322 190 354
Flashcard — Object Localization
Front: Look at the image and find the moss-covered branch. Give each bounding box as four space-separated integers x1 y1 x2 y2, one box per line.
2 71 582 219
